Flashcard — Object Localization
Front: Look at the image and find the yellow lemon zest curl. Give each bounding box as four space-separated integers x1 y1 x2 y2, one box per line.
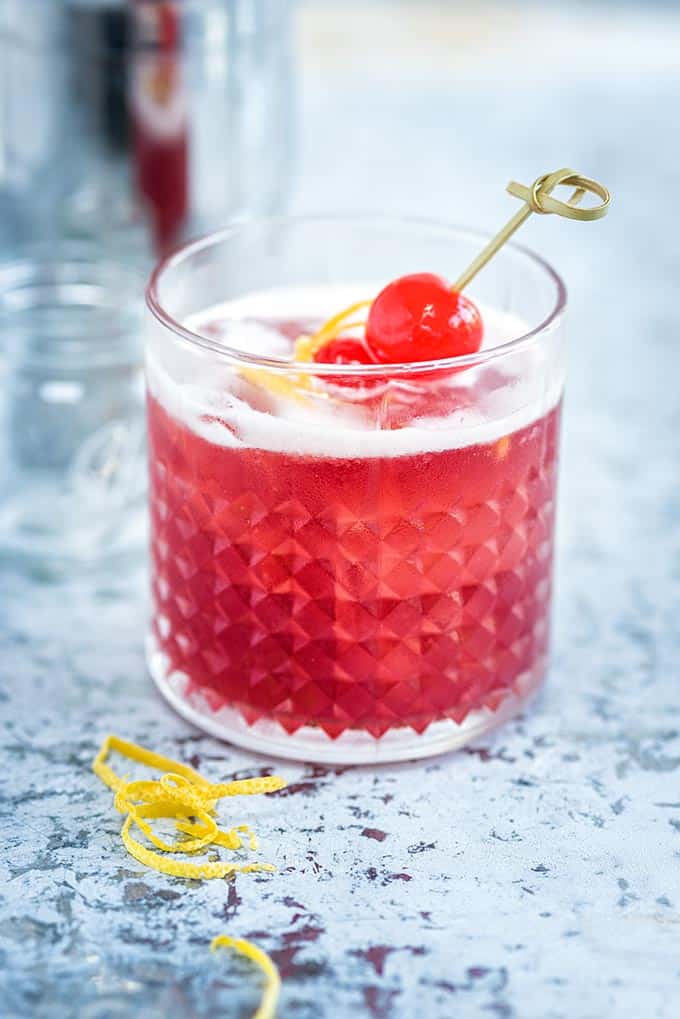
240 299 373 404
212 934 281 1019
292 299 372 362
92 735 285 881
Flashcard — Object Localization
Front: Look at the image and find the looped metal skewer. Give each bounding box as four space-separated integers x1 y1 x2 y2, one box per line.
452 167 611 292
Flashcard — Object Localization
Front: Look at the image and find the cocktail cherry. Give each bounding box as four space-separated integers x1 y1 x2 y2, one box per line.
364 273 483 363
304 169 612 381
312 336 382 388
313 274 483 376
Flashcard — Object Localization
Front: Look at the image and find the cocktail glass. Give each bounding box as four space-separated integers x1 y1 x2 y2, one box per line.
145 217 565 763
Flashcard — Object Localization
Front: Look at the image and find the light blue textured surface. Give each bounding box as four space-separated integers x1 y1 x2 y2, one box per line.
2 11 679 1018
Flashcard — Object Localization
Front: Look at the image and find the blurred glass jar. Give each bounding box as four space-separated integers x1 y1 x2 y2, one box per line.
0 0 295 261
0 251 146 565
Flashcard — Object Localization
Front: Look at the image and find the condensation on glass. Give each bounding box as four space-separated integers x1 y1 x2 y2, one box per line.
145 218 567 763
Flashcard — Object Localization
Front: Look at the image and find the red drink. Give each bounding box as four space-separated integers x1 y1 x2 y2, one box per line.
148 354 560 743
145 219 566 761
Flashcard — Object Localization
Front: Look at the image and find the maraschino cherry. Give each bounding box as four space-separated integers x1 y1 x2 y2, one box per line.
304 169 611 387
311 273 483 382
312 336 383 388
365 273 483 364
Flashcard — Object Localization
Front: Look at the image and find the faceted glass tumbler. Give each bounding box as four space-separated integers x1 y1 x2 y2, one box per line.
145 218 566 763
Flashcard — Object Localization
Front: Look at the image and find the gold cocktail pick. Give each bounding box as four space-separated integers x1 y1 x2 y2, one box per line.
290 167 611 364
451 167 611 292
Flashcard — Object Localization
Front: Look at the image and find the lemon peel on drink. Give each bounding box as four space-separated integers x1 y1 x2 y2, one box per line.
239 300 372 404
293 300 372 362
211 934 281 1019
239 363 314 403
92 734 285 880
494 435 511 459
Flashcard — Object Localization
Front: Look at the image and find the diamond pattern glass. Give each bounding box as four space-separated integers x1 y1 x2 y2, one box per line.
148 396 560 742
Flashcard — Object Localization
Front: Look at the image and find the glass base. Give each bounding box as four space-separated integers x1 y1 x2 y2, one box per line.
147 636 545 764
0 494 147 571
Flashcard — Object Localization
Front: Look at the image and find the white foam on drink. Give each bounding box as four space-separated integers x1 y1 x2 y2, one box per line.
147 285 564 457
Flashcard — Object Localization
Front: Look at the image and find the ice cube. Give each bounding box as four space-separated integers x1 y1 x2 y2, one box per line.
202 317 294 359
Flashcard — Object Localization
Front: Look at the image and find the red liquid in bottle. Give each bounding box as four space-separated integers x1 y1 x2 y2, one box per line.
132 1 188 253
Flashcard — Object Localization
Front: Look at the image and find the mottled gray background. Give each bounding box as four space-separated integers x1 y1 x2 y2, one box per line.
2 2 679 1017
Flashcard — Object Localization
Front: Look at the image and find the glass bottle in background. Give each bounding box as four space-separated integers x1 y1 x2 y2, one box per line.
0 0 295 261
0 0 294 564
131 1 189 254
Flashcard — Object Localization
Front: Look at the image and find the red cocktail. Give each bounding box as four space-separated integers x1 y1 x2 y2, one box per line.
146 219 565 762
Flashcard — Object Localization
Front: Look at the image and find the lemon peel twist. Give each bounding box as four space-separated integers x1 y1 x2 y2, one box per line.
238 298 373 403
93 737 285 1016
292 299 372 363
212 935 281 1019
92 735 285 880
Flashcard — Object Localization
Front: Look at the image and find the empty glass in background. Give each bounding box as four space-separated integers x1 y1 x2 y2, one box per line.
0 0 295 564
0 252 146 566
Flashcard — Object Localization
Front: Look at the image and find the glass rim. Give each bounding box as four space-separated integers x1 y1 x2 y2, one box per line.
146 214 568 377
0 249 144 367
